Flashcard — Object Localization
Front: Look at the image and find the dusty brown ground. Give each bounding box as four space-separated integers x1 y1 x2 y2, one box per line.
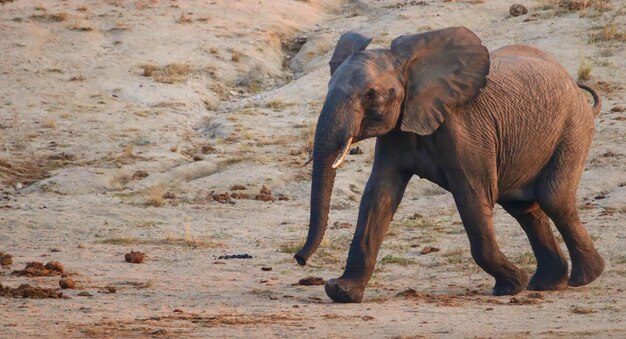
1 0 625 337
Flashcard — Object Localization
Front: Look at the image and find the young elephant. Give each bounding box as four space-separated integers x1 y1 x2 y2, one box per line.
295 27 604 303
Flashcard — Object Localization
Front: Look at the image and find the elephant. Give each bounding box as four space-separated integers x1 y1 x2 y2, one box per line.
294 26 604 303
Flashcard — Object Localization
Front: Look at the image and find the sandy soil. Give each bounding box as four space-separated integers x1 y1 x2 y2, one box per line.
1 0 625 337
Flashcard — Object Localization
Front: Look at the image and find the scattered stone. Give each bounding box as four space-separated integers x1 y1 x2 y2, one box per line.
48 152 76 161
45 261 64 273
508 297 540 305
231 184 246 191
594 194 606 200
261 266 272 271
78 291 92 297
213 192 231 204
59 277 76 289
125 251 145 264
349 146 363 155
201 144 215 154
611 105 625 112
192 155 204 161
162 191 176 199
132 170 149 180
217 254 253 260
50 248 61 252
571 306 595 314
230 192 250 199
255 185 275 202
509 4 528 17
297 277 325 286
527 292 543 299
0 252 12 267
332 221 353 229
420 246 440 255
106 285 117 293
0 283 64 299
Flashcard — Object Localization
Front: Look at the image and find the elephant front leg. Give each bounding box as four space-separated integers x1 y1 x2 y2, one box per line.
454 196 529 296
325 169 411 303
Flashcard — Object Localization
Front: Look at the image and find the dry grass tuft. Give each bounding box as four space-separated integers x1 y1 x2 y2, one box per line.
231 51 242 63
30 12 69 22
141 63 191 83
67 21 93 31
42 119 57 129
578 59 592 81
176 13 193 24
145 185 165 207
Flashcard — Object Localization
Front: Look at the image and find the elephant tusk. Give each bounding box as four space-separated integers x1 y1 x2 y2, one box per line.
303 152 313 167
332 137 353 169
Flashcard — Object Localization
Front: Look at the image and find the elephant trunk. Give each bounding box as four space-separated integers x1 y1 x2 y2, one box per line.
295 97 354 266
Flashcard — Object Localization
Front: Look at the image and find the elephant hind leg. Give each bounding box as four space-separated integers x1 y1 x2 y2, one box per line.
501 201 568 291
536 143 604 287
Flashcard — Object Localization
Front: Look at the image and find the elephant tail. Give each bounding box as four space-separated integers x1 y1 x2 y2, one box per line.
577 82 601 117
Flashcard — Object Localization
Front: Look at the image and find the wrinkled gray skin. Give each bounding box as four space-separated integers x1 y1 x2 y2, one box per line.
295 27 604 303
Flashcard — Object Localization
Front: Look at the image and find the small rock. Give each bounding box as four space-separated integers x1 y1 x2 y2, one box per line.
59 278 76 289
420 246 440 255
261 266 273 271
106 286 117 293
213 192 231 204
332 221 352 229
509 4 528 17
217 254 252 260
78 291 92 297
132 170 149 180
125 251 145 264
230 184 246 191
45 261 64 273
0 252 12 267
611 105 625 112
162 192 176 200
349 146 363 155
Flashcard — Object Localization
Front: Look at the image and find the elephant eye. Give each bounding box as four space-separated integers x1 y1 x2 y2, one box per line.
365 89 376 100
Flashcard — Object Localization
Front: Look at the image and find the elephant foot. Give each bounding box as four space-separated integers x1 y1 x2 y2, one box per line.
569 249 605 287
492 268 529 296
325 278 364 303
528 257 569 291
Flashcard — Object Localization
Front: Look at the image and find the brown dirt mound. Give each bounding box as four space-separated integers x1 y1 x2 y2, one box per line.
12 261 65 277
0 283 64 299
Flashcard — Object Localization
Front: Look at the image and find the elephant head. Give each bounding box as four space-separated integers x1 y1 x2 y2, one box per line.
295 27 490 266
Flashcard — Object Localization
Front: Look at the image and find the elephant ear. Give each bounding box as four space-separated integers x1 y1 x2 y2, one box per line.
329 32 372 76
391 27 490 135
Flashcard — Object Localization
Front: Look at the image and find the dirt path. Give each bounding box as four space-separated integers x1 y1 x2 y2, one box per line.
1 0 625 337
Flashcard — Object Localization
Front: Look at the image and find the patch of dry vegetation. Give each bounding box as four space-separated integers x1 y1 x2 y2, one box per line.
142 63 192 83
578 58 593 80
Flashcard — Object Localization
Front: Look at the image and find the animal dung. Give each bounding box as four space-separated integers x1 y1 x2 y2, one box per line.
125 251 145 264
217 254 253 260
297 277 325 286
59 277 76 289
